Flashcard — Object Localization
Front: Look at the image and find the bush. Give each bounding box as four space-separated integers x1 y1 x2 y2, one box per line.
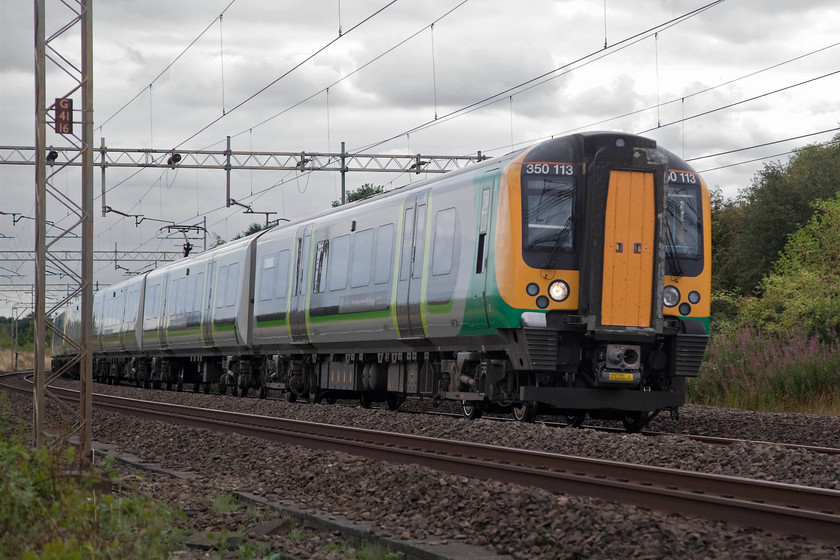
689 326 840 412
0 439 178 559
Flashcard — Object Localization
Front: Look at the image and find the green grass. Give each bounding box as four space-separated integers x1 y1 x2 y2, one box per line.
211 492 243 513
688 326 840 414
325 541 405 560
0 432 180 559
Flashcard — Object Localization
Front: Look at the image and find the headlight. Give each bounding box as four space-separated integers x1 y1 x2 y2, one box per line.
688 290 701 304
663 285 680 307
548 280 570 302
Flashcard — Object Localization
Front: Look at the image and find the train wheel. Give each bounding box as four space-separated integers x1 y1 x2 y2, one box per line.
386 394 403 411
239 386 248 398
621 411 649 433
564 413 586 428
203 382 211 394
359 394 372 409
218 382 227 395
512 401 537 423
259 386 268 399
461 401 483 420
285 390 297 403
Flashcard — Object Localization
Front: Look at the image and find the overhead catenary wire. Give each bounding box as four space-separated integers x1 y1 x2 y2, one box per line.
96 0 238 133
696 135 840 174
482 39 840 154
220 13 226 116
350 0 727 155
635 68 840 135
221 0 469 146
171 0 400 152
86 0 838 270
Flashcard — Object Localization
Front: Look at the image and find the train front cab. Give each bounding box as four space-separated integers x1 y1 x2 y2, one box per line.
494 132 710 428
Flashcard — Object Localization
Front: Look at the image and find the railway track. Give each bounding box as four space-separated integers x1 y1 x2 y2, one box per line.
7 377 838 545
393 405 840 456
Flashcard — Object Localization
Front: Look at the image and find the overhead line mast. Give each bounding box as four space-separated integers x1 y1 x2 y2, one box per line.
34 0 94 467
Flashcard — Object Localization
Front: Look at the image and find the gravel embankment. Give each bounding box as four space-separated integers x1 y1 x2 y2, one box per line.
5 383 840 559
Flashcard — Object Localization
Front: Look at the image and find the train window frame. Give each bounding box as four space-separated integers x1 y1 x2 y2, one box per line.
275 249 291 300
350 228 374 288
126 289 138 323
521 174 577 269
185 274 196 312
665 181 704 277
313 240 329 294
171 277 183 317
374 223 395 285
144 283 160 319
432 207 457 277
192 272 204 313
216 265 228 309
226 262 240 307
329 234 351 291
258 254 277 302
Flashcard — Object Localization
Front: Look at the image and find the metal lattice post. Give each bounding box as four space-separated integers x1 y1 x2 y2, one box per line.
34 0 47 450
33 0 94 467
79 0 94 467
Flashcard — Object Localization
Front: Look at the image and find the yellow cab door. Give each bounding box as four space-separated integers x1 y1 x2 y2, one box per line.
601 170 655 327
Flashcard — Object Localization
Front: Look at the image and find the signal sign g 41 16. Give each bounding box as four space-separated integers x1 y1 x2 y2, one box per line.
55 98 73 134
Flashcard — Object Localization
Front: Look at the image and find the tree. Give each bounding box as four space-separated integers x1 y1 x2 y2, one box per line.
709 187 744 293
739 192 840 340
332 183 384 207
717 134 840 295
231 222 268 241
208 233 226 248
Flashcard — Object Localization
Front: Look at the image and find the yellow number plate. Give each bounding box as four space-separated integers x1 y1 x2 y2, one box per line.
608 372 635 382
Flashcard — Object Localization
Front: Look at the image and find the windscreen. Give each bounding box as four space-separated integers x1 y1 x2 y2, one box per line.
665 171 703 275
523 176 575 251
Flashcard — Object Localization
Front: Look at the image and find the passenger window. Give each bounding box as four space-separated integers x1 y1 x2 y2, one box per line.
144 284 159 319
432 208 457 276
226 263 240 307
170 279 181 316
329 235 350 291
126 289 138 322
259 255 276 301
275 250 290 299
351 229 373 288
216 265 228 309
192 272 204 312
185 275 196 312
313 240 329 293
374 224 394 284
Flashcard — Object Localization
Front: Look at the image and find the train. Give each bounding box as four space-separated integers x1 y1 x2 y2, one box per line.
51 131 711 431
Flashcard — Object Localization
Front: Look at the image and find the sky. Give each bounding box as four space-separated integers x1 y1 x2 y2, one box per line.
1 0 840 315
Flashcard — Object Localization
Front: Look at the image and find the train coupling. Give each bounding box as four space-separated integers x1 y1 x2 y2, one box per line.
597 344 641 386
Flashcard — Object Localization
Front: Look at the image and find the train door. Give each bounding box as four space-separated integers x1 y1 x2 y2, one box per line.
476 170 498 328
202 260 216 348
600 170 655 327
396 190 430 338
290 224 313 343
158 271 170 349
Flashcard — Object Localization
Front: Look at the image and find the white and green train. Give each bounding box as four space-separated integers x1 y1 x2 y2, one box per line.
52 132 711 431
